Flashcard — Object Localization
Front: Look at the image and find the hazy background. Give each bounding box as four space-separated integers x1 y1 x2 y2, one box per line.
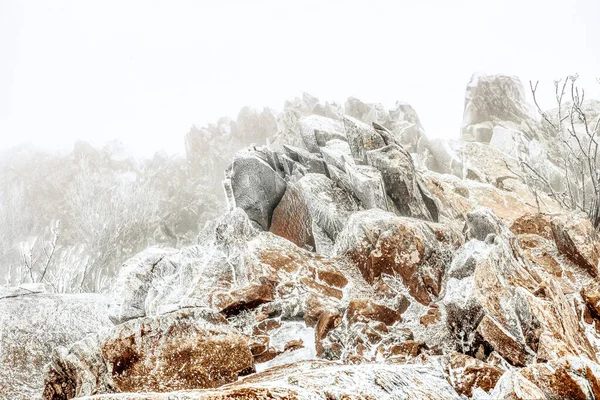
1 0 599 157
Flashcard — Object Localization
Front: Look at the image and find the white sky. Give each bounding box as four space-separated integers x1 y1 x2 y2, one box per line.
1 0 599 157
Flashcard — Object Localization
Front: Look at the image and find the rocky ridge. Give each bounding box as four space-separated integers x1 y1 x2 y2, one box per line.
3 74 600 399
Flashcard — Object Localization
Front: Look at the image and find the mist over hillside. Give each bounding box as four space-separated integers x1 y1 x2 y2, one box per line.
2 1 600 399
2 72 600 399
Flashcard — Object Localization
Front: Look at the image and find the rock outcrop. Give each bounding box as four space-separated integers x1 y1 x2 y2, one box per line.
5 74 600 399
43 309 253 398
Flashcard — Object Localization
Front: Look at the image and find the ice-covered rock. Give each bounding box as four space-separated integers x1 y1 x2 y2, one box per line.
333 209 460 305
461 74 536 144
0 292 111 400
520 356 600 399
345 98 428 154
319 139 353 171
366 144 438 221
270 173 360 254
43 308 252 398
421 169 560 226
225 146 287 230
447 351 504 397
510 212 555 240
345 163 388 211
442 225 596 367
11 77 600 399
282 144 328 175
108 247 179 324
269 182 316 250
298 114 346 152
466 207 505 241
270 93 343 151
424 137 464 177
75 360 461 399
343 115 386 163
551 213 600 277
488 370 545 400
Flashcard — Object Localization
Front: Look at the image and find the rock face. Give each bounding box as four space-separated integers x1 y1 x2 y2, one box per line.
0 290 111 400
334 209 458 305
366 144 437 221
44 309 253 398
75 360 459 400
343 115 387 163
7 74 600 399
447 351 504 397
224 147 287 230
461 74 534 144
108 247 179 324
551 213 600 277
270 173 359 254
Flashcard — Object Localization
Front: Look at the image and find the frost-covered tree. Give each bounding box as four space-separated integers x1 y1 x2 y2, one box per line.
0 141 222 292
510 76 600 227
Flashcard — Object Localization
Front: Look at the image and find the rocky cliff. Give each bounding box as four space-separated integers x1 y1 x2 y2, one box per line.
3 74 600 399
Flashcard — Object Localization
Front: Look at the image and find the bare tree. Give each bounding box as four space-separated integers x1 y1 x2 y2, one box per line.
513 75 600 227
11 220 61 287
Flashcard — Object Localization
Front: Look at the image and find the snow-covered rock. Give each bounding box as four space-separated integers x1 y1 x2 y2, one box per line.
0 291 111 400
43 308 253 398
75 360 460 399
225 147 287 230
11 74 600 399
333 209 460 305
366 144 438 221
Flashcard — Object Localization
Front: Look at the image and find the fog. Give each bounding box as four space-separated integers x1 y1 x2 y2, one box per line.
3 4 600 396
1 0 599 157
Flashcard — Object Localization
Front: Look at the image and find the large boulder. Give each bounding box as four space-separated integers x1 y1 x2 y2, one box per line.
282 145 328 175
345 163 388 211
366 144 437 221
551 213 600 277
343 115 386 163
107 208 363 374
43 308 253 398
270 174 359 253
458 73 566 197
110 209 354 323
108 247 179 324
319 139 353 171
269 182 316 250
510 212 554 240
333 209 459 305
520 357 600 400
298 114 346 152
0 290 111 400
465 207 504 241
442 228 596 367
488 370 545 400
421 169 560 227
447 351 504 397
225 147 287 230
461 74 535 144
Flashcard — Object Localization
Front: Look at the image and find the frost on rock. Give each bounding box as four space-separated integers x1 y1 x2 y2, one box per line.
43 308 253 398
0 292 111 400
75 360 459 400
9 75 600 399
333 209 459 305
